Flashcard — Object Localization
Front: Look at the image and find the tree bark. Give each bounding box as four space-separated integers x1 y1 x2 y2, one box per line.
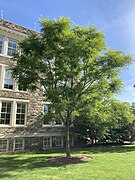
65 125 71 158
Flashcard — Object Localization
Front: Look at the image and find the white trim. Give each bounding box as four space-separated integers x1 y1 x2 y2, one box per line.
0 99 28 127
0 64 28 92
6 38 18 56
0 97 29 102
43 136 64 149
0 101 12 126
0 65 5 89
12 101 16 126
43 137 52 148
15 102 27 126
53 121 64 127
0 35 4 54
42 102 64 127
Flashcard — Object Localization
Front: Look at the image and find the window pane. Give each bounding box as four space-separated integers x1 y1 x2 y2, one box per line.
0 102 11 124
55 119 62 125
43 137 51 148
52 136 62 147
18 84 27 91
16 103 26 125
43 104 52 125
0 139 8 151
7 39 17 56
4 69 14 89
43 104 53 114
14 138 24 150
44 104 48 114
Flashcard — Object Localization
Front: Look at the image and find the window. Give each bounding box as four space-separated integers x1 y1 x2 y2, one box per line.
0 36 17 56
0 139 8 151
43 137 51 148
0 102 11 125
0 65 27 91
43 136 63 148
43 104 52 115
14 138 24 150
4 69 14 89
7 39 17 56
0 99 28 126
43 104 52 125
55 119 63 126
18 84 27 91
43 104 63 126
52 136 62 147
0 36 3 54
16 103 26 125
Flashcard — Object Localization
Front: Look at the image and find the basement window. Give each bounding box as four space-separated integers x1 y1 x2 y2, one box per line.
0 139 8 152
14 138 25 150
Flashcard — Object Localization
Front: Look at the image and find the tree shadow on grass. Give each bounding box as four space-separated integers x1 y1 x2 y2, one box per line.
0 154 65 179
0 144 135 179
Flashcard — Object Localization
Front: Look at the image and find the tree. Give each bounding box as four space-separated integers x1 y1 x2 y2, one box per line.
12 17 132 157
74 99 134 145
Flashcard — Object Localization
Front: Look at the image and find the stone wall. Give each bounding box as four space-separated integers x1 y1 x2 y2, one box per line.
0 19 65 152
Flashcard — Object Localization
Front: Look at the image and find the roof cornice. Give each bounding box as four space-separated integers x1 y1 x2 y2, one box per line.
0 18 35 36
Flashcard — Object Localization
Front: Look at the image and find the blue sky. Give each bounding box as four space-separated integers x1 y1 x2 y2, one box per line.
0 0 135 103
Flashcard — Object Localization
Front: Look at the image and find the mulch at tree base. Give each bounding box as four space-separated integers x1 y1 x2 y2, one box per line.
48 156 93 165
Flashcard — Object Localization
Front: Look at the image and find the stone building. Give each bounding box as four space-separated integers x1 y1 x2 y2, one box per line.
0 18 65 152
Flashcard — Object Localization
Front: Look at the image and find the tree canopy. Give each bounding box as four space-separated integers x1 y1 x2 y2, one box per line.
74 98 134 145
12 17 132 157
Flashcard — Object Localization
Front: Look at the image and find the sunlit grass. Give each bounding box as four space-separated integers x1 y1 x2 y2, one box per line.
0 145 135 180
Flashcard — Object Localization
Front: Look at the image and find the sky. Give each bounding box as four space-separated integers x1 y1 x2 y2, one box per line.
0 0 135 103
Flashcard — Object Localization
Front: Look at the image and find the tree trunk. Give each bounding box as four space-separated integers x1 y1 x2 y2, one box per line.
91 138 94 145
65 125 71 158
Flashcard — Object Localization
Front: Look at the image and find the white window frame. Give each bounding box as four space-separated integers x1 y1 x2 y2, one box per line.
43 136 63 149
0 64 5 90
53 136 63 147
13 138 25 151
0 35 4 54
0 101 12 125
54 120 63 127
0 64 28 92
43 137 52 148
15 102 27 126
3 69 14 90
0 139 9 152
42 102 52 127
0 97 28 127
7 38 17 56
0 34 18 57
42 102 64 127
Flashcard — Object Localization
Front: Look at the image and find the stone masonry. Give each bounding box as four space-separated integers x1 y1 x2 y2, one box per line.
0 18 65 152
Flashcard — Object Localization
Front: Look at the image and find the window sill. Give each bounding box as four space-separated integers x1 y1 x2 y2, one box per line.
54 124 64 127
14 125 27 127
1 88 29 93
42 124 64 128
0 125 26 128
42 125 52 127
0 125 12 128
0 54 12 58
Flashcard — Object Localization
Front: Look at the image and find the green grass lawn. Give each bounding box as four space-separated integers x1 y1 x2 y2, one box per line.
0 145 135 180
